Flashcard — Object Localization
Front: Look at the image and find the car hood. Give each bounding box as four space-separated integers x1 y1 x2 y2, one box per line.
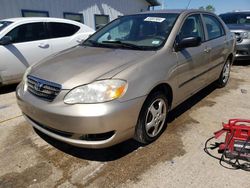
227 24 250 31
31 46 155 89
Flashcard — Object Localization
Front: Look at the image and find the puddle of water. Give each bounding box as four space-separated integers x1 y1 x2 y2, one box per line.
0 162 52 188
27 137 90 187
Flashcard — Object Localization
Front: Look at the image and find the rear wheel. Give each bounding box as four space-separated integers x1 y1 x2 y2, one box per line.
216 59 231 88
134 92 168 144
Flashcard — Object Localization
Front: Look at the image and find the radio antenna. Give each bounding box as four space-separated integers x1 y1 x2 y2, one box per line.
186 0 192 9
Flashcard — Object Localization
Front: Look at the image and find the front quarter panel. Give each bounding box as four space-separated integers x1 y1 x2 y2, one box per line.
114 49 178 106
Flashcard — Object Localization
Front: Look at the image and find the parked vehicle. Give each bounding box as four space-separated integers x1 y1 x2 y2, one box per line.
17 10 235 148
0 17 94 86
220 11 250 60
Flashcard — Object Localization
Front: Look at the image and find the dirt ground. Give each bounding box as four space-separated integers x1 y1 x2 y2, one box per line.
0 61 250 188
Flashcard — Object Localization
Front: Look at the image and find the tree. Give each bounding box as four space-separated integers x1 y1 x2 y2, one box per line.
206 5 215 13
199 5 215 13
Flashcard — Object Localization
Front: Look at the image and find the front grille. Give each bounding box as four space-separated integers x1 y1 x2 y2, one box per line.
27 75 61 102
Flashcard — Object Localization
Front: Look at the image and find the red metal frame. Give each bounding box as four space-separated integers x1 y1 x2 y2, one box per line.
214 119 250 154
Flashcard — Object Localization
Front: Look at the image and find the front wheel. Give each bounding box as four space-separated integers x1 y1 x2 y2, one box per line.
134 92 169 144
216 59 231 88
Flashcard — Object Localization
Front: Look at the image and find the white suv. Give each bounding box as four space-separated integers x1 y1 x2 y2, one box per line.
0 17 94 86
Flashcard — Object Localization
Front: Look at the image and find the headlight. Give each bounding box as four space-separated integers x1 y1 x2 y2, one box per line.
23 66 32 91
64 79 127 104
242 32 250 39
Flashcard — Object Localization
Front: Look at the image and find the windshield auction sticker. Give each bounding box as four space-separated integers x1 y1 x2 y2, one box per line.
152 40 160 45
144 17 166 23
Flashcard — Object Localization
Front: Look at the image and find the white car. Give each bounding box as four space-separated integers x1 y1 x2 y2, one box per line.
0 17 94 86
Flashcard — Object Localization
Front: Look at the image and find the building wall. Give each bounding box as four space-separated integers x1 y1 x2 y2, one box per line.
0 0 150 28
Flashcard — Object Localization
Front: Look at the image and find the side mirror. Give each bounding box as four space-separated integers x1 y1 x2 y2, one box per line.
175 36 201 51
0 36 13 45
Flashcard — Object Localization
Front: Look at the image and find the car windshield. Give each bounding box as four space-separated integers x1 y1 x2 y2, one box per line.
220 13 250 25
0 21 12 32
84 13 179 50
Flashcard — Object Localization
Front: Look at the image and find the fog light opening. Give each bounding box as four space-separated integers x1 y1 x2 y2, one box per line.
79 131 115 141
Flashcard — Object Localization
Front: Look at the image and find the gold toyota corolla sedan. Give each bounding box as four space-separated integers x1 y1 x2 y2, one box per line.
16 9 236 148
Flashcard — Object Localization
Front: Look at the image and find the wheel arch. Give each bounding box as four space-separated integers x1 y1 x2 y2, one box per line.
147 82 173 110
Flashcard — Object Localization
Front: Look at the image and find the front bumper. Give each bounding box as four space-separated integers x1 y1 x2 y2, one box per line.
235 40 250 60
16 83 146 148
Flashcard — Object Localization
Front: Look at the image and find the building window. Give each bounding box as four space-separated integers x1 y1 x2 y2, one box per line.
64 12 84 23
95 15 110 30
22 10 49 17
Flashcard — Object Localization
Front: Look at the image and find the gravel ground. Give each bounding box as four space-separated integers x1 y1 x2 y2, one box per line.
0 62 250 188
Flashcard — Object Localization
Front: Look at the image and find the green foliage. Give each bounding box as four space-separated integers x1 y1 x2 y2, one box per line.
199 4 216 12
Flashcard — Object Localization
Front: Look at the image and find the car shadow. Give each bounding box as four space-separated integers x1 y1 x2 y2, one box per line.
167 83 217 123
0 84 18 94
35 128 143 162
35 82 218 162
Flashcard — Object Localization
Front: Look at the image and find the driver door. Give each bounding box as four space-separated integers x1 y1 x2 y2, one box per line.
175 14 209 101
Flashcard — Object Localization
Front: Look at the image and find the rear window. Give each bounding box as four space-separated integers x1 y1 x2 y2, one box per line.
0 21 12 32
220 13 250 24
48 22 80 38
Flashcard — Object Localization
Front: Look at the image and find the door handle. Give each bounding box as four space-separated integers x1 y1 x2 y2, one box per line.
204 47 211 53
38 43 49 48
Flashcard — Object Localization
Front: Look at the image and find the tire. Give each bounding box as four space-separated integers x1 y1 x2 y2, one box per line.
216 58 231 88
134 91 169 144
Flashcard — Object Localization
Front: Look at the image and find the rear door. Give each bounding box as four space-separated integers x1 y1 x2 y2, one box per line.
46 22 81 54
0 22 52 84
175 14 208 102
201 14 227 83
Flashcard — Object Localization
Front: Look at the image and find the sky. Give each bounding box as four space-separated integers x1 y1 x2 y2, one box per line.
157 0 250 14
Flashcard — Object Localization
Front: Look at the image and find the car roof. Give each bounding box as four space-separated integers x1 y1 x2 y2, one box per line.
136 9 214 15
0 17 95 32
220 11 250 15
1 17 81 24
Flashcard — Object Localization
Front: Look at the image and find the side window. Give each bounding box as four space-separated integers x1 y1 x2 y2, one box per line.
48 22 80 38
203 14 225 40
179 14 205 41
5 22 47 43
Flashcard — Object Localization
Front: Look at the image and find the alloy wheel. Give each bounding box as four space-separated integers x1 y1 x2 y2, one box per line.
145 98 167 138
222 61 230 84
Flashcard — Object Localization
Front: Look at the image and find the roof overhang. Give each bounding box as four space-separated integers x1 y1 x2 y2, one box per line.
146 0 161 6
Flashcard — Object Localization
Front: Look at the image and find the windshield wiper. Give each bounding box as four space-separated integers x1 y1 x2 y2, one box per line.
102 40 146 50
83 39 109 47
